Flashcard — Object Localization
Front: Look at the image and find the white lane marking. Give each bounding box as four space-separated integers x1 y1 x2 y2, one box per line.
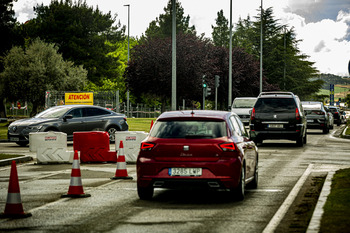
262 164 314 233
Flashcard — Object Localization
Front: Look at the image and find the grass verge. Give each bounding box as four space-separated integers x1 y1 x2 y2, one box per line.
320 168 350 232
0 154 25 160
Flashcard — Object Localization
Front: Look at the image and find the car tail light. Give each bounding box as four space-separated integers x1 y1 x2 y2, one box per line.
251 108 256 121
219 142 236 152
141 142 155 151
295 108 301 121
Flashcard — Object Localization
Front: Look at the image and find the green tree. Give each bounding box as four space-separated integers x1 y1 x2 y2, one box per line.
0 39 87 116
144 0 196 39
23 0 125 85
211 10 230 47
233 7 323 98
0 0 18 118
126 34 267 110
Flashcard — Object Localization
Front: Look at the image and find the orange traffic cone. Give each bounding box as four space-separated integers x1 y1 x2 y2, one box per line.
61 151 91 198
150 120 154 130
111 141 133 180
0 160 32 218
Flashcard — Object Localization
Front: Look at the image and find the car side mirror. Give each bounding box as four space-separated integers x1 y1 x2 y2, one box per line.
63 114 73 122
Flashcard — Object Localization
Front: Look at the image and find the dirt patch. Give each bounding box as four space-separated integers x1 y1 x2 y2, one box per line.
276 173 326 232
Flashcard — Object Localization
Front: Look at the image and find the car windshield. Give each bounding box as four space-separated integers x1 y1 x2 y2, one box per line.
150 120 227 139
232 99 256 108
35 106 71 118
254 98 296 113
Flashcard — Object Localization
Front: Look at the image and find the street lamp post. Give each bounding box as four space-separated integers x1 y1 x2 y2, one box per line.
228 0 233 110
124 4 130 63
260 0 263 93
124 4 130 117
171 0 176 111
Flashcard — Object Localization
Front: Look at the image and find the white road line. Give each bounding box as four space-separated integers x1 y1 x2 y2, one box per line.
262 164 314 233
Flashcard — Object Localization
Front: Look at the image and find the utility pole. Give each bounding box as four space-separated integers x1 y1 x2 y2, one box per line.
171 0 176 111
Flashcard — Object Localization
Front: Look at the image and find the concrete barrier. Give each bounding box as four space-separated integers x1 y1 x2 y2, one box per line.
115 131 148 163
73 131 117 163
29 132 73 164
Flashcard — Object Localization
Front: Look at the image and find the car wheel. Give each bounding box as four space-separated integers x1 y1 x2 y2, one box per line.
107 127 118 142
231 166 245 201
16 142 28 147
296 135 304 147
247 162 258 189
303 133 307 144
323 126 329 134
137 184 154 200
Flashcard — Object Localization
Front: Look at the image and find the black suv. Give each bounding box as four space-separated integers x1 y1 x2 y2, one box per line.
249 92 307 146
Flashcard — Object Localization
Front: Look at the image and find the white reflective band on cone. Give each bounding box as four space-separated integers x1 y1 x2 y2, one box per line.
72 160 80 169
117 161 126 170
69 177 83 186
119 148 124 155
6 192 22 204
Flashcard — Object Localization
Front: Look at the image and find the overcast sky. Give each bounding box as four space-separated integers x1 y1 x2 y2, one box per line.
13 0 350 76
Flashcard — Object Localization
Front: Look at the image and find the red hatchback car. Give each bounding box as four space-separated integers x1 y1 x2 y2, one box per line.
137 110 259 200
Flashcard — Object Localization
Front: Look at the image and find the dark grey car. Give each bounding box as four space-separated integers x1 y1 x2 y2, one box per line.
302 101 331 134
7 105 128 146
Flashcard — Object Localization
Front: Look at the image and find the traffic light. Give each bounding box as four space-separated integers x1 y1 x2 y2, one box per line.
202 75 207 88
215 75 220 88
206 87 212 97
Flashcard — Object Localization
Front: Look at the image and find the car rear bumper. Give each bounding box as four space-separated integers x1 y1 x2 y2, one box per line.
250 130 303 141
137 157 242 190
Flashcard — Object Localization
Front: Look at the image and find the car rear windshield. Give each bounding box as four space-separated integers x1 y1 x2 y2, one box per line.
302 104 322 110
150 120 227 139
255 98 296 113
232 98 256 108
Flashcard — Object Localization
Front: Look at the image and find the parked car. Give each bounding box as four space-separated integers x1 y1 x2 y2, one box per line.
231 97 257 126
302 101 331 134
327 106 345 126
249 92 307 146
7 105 128 146
137 110 259 201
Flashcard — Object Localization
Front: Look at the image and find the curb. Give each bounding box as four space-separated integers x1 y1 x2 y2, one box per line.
306 171 335 233
0 156 33 167
341 125 350 139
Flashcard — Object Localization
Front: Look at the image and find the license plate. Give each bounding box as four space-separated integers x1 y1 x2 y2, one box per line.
169 168 202 176
307 120 314 123
10 137 19 142
268 124 283 128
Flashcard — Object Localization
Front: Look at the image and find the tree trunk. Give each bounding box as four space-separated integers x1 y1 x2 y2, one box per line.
0 98 7 118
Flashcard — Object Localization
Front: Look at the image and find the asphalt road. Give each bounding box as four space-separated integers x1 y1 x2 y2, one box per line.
0 126 349 233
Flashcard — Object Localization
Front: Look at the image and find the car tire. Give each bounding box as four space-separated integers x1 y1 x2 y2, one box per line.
247 163 258 189
16 142 28 147
231 166 245 201
107 127 118 142
323 126 329 134
137 184 154 200
296 135 304 147
303 133 307 144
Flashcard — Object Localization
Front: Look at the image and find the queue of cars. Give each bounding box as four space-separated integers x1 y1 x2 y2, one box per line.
6 92 347 201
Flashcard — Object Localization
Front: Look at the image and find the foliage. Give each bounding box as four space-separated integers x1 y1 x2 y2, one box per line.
22 0 125 85
0 39 87 116
0 0 19 118
126 33 268 110
144 0 196 39
211 10 230 47
232 7 323 99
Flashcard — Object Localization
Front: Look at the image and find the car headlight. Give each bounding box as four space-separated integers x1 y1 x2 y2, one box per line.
27 125 43 131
